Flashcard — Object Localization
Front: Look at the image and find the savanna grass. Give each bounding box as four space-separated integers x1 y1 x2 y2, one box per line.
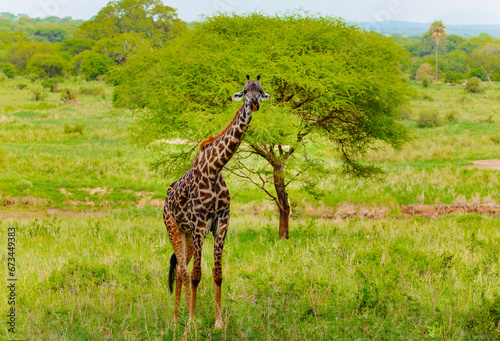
0 212 499 339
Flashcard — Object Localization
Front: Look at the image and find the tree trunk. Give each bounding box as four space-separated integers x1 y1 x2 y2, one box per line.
273 167 290 239
435 40 439 88
487 75 494 90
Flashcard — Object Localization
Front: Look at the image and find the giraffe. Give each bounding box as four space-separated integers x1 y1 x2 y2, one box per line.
163 75 269 328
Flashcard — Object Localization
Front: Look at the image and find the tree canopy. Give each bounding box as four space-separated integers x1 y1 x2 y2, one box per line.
75 0 185 45
114 13 412 238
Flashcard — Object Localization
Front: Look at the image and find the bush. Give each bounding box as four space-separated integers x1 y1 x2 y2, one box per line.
61 88 77 102
31 86 47 101
421 77 429 88
80 52 115 80
79 84 105 95
416 63 433 81
27 54 69 78
465 77 483 93
2 63 16 78
445 110 458 122
417 109 442 128
490 135 500 144
444 71 465 84
16 83 28 90
41 78 62 92
63 123 84 134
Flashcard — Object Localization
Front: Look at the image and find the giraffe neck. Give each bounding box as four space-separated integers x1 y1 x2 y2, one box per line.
197 103 253 177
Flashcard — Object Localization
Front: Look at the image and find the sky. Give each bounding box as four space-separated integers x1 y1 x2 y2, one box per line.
2 0 500 25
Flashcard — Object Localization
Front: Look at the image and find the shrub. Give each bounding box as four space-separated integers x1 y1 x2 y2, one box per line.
79 84 105 95
465 77 483 93
445 110 458 122
2 62 17 78
417 109 442 128
490 135 500 144
421 77 429 88
63 123 84 134
80 52 115 80
42 78 62 92
416 63 433 82
27 54 69 78
31 86 47 101
61 88 77 102
16 83 28 90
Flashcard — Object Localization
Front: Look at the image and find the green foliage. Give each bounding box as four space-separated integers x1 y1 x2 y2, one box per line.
33 24 70 42
417 109 442 128
2 62 17 78
31 86 47 101
48 260 110 290
91 32 150 64
467 44 500 87
41 77 62 92
27 54 69 78
75 0 185 45
81 52 115 80
5 41 56 71
63 123 84 134
422 77 429 87
465 77 484 93
80 84 105 95
60 37 96 56
445 110 458 122
416 63 433 81
60 88 77 102
115 13 412 182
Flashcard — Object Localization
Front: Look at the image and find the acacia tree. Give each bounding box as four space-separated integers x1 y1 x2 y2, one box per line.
428 21 447 87
75 0 185 45
467 43 500 90
114 13 411 239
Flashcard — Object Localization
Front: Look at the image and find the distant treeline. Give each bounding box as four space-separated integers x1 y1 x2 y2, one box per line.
0 5 498 86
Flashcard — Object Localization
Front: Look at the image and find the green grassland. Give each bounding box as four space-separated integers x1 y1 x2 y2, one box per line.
0 77 500 339
1 212 499 339
0 78 499 212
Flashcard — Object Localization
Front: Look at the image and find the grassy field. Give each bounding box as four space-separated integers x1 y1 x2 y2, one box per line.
1 212 499 339
0 77 500 339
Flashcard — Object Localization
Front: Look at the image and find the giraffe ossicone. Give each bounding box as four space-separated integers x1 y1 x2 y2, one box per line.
163 75 269 328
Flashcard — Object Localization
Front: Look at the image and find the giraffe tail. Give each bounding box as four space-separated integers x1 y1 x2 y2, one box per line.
168 253 177 293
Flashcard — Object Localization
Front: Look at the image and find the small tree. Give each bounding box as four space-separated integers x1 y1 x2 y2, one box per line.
465 77 483 93
80 52 115 80
27 54 69 78
416 63 433 81
467 43 500 90
2 62 17 78
114 13 412 239
428 21 447 87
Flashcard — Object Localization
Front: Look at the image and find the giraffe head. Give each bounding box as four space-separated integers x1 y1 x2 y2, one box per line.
232 75 269 111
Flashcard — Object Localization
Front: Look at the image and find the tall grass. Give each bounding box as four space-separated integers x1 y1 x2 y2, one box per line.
1 213 499 339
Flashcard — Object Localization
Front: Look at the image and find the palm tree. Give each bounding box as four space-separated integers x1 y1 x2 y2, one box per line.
428 21 447 87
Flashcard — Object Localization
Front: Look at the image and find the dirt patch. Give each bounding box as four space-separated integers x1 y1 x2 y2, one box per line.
401 203 500 219
79 187 113 195
1 196 53 207
467 159 500 170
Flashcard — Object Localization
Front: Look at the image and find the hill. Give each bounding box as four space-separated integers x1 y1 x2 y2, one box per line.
356 20 500 38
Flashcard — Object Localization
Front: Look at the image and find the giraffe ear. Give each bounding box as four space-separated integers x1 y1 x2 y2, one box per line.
260 92 270 101
232 91 245 101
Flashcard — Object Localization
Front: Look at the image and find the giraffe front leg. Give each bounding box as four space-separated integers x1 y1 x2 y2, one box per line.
190 232 204 321
213 219 228 329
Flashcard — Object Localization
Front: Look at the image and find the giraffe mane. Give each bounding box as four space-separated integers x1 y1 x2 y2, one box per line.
199 107 242 151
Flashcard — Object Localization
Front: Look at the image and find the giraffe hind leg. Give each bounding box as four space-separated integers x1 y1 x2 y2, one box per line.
164 209 191 321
